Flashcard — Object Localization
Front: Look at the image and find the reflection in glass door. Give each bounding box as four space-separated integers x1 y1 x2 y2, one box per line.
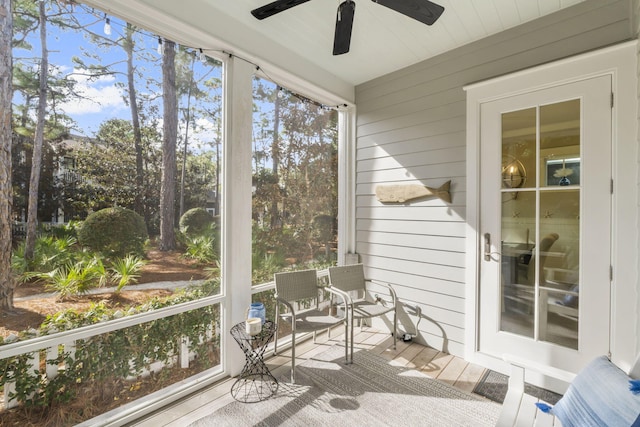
500 100 580 349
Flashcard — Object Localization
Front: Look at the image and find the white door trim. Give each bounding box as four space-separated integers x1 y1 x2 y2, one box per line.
464 40 638 374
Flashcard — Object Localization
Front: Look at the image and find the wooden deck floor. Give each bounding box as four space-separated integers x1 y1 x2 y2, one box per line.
127 328 491 426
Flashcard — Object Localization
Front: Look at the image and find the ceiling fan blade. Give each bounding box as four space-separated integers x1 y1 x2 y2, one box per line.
251 0 312 20
372 0 444 25
333 1 356 56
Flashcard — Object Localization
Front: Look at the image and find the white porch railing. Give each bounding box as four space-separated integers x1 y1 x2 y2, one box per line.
0 268 330 413
0 293 224 410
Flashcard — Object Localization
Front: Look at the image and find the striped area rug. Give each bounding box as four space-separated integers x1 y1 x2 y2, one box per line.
190 346 501 426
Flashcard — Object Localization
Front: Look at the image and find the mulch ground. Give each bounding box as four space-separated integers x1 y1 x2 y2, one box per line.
1 248 207 338
0 248 213 426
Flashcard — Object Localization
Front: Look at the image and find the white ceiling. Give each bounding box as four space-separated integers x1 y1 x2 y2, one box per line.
85 0 585 104
208 0 585 85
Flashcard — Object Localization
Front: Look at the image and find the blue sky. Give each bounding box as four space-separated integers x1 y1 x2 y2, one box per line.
13 2 223 146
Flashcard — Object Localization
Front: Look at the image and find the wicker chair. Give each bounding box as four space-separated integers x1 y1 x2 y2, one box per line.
328 264 397 364
274 269 348 383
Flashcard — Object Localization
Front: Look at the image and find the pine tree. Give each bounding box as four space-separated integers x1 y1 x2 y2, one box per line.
0 0 15 310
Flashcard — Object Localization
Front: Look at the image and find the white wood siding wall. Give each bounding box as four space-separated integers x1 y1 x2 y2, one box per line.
354 0 633 357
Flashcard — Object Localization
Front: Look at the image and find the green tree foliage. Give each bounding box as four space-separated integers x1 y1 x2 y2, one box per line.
10 3 223 244
78 207 148 258
69 119 162 217
252 78 338 269
179 207 214 236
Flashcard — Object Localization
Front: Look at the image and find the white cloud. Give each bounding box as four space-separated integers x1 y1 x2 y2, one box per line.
189 117 221 148
59 69 126 115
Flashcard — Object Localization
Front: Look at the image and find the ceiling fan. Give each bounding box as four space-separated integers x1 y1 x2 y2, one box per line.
251 0 445 56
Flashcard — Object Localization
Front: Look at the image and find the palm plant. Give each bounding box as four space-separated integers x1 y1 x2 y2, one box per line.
110 255 146 292
41 263 88 299
184 235 217 264
33 235 77 272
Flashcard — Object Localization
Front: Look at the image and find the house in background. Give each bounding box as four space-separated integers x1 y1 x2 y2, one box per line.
83 0 639 394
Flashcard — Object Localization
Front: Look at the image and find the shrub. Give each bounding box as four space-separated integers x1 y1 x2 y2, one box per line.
78 207 148 258
179 208 215 237
39 257 107 299
0 280 221 414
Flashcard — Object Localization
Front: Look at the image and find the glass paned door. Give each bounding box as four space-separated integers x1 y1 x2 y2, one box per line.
500 100 580 349
479 75 611 372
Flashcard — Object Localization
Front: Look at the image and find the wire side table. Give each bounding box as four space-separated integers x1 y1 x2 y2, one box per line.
230 320 278 402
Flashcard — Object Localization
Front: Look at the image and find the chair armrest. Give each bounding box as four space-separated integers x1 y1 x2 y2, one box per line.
503 354 577 384
275 295 295 316
496 354 576 427
367 280 398 305
325 286 351 317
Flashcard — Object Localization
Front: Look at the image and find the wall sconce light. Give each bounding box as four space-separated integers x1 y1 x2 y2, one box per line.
502 157 526 189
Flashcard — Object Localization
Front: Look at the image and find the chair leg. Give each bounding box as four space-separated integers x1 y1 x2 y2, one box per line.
274 307 279 355
344 320 349 364
392 308 397 350
291 332 296 383
350 314 355 364
274 325 279 356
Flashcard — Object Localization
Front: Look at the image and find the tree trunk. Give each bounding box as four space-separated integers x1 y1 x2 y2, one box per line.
0 0 15 311
179 53 196 219
270 87 281 228
125 24 145 219
24 0 48 260
159 39 177 251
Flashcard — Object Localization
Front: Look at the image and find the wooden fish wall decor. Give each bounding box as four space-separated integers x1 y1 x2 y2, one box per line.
375 180 451 204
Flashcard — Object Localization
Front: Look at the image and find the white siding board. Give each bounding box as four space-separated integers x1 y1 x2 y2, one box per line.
393 286 466 314
353 0 632 357
359 254 466 283
358 146 466 172
356 231 465 252
356 206 465 222
368 268 466 299
357 242 465 267
357 162 466 183
357 100 465 137
360 256 465 284
357 131 466 160
357 116 465 149
357 88 465 127
357 219 466 237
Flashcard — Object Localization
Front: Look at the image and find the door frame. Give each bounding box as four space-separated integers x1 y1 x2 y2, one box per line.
464 41 638 375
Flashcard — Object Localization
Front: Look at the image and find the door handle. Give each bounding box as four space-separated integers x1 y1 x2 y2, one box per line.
484 233 491 261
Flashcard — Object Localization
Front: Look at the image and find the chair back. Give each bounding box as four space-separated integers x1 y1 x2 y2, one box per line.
274 269 318 302
527 232 559 286
328 264 366 293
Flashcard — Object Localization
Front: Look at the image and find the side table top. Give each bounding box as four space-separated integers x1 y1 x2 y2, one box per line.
231 320 276 346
